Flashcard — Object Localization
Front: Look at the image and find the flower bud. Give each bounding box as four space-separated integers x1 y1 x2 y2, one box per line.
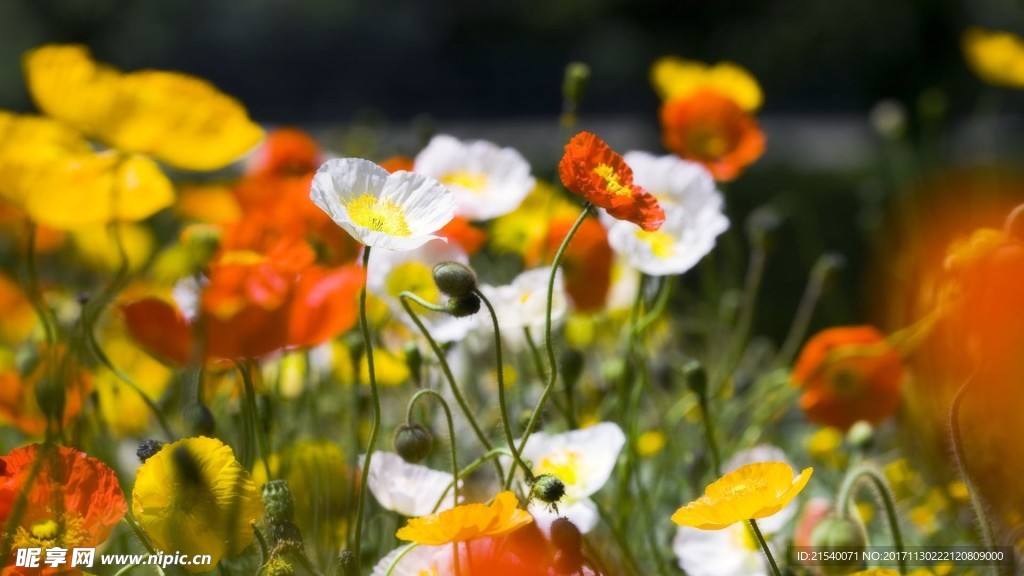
532 474 566 506
136 440 165 463
809 514 867 575
812 252 846 291
338 550 358 576
562 62 591 110
262 479 296 525
869 99 907 140
446 293 481 317
550 517 582 553
682 361 708 398
183 402 216 436
393 422 433 463
433 261 478 297
846 420 874 450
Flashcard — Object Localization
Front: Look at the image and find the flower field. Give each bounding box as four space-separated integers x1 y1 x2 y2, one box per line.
0 10 1022 576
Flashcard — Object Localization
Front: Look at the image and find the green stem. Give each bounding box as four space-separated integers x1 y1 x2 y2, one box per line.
949 377 1002 575
353 246 380 575
748 519 781 576
836 465 906 575
406 389 460 511
513 203 592 465
776 255 831 367
474 289 531 489
236 361 271 480
23 222 56 344
432 448 514 512
399 292 503 481
697 390 723 477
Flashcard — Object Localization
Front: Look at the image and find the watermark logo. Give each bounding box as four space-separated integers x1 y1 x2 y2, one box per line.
14 548 209 569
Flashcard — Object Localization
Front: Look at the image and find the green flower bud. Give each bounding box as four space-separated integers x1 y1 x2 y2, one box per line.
562 62 591 109
812 252 846 291
846 420 874 450
809 514 867 575
393 422 433 463
560 348 584 390
433 261 478 297
183 403 216 436
446 293 481 317
550 517 582 553
262 479 296 525
136 440 165 463
682 361 708 398
532 474 566 505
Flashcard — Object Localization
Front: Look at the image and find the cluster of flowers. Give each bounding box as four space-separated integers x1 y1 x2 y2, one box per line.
0 23 1021 576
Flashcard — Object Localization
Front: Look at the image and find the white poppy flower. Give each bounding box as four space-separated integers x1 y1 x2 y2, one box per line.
672 444 796 576
477 266 568 335
603 152 728 276
512 422 626 534
371 544 439 576
367 238 475 343
310 158 455 251
413 134 535 221
364 451 459 517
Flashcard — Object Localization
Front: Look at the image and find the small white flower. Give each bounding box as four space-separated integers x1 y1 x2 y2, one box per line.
477 266 568 336
367 238 475 343
603 152 728 276
310 158 455 251
672 444 795 576
513 422 625 534
364 451 460 517
414 134 535 221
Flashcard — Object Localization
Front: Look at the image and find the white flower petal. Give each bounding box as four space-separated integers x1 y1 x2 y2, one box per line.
477 267 568 338
371 544 442 576
673 524 774 576
364 452 459 517
310 158 455 250
607 201 728 276
518 422 626 500
414 134 535 221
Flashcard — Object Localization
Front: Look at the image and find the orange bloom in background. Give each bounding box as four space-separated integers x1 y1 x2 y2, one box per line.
0 346 91 436
558 132 665 231
790 326 904 430
660 89 765 181
247 127 321 176
396 490 533 546
0 274 37 345
529 215 612 312
437 216 487 255
378 154 415 174
123 241 364 363
0 444 126 575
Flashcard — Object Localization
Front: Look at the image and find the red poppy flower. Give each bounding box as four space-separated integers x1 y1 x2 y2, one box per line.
791 326 904 430
558 132 665 231
660 89 765 182
0 444 126 575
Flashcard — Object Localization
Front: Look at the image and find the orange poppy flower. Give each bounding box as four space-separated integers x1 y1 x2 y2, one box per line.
123 243 363 363
438 216 487 255
0 444 126 575
790 326 904 430
659 89 765 182
0 346 91 436
247 127 321 177
528 215 612 312
378 154 415 174
396 491 533 546
558 132 665 231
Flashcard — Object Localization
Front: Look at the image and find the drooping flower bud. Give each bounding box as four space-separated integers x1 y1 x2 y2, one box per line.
550 517 583 553
809 514 868 575
532 474 566 506
446 293 481 317
433 261 478 297
393 422 433 463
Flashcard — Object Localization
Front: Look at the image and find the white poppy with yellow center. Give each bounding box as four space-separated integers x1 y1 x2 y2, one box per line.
603 152 728 276
413 134 535 221
311 158 455 251
365 452 460 517
367 239 475 343
512 422 625 534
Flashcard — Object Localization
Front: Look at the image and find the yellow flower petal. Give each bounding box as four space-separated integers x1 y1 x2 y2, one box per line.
963 27 1024 89
396 490 532 546
651 57 763 111
671 462 813 530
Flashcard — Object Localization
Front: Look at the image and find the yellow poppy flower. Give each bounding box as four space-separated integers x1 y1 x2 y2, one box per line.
650 56 763 111
24 44 263 171
0 111 175 229
671 462 813 530
963 27 1024 89
132 436 262 571
395 490 533 546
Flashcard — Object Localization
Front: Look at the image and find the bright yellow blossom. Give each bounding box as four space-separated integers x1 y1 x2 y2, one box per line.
963 27 1024 88
672 462 813 530
395 491 533 546
650 56 763 111
24 44 263 170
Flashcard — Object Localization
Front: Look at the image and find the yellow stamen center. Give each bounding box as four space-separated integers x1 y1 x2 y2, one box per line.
347 194 412 237
637 230 676 258
441 171 488 193
535 450 581 486
31 519 59 540
592 163 632 197
689 128 730 159
13 515 88 549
